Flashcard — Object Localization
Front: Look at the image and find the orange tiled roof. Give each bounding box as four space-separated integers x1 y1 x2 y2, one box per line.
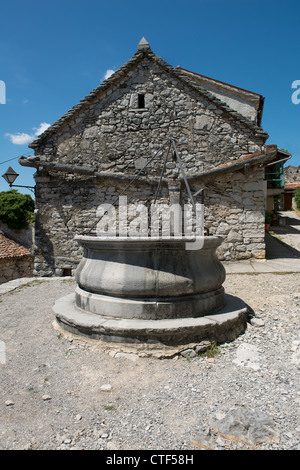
0 232 29 260
285 183 300 189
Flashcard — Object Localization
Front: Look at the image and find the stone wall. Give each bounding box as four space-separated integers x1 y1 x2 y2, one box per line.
200 168 265 260
0 256 34 285
32 163 266 275
284 165 300 184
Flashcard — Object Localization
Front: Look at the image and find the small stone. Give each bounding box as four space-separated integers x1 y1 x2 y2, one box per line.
215 412 226 420
75 414 82 421
101 433 109 439
100 384 112 392
5 400 14 406
250 318 265 327
42 395 52 401
206 358 215 363
180 349 196 358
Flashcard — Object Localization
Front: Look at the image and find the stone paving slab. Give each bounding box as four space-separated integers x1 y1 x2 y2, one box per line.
0 276 72 295
224 258 300 274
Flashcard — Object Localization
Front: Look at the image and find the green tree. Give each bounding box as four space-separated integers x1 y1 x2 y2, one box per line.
0 190 34 230
295 187 300 211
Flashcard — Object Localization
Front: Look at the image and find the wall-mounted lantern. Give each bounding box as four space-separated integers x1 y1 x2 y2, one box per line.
2 166 35 194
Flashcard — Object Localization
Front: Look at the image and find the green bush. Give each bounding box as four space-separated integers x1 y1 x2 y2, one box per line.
295 187 300 211
0 190 34 230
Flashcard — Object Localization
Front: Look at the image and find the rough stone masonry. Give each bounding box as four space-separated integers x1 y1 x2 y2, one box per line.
19 38 278 276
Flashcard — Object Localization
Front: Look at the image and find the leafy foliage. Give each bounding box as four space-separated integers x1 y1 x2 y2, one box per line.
0 190 34 230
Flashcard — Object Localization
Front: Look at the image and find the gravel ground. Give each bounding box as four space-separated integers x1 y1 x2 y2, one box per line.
0 273 299 451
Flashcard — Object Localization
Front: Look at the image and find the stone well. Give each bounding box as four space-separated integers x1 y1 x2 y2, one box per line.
53 235 247 349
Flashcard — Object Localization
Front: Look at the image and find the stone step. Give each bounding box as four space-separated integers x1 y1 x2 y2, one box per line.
53 293 247 347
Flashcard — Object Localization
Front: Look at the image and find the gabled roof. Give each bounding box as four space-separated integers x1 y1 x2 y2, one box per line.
176 67 263 98
29 38 268 150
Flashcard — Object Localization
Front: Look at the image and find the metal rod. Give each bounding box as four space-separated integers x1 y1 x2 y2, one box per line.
171 139 197 216
87 140 171 234
153 140 172 205
8 184 35 194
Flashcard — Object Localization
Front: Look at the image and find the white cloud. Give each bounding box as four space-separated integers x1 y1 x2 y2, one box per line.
5 132 33 145
33 122 51 136
104 69 115 80
5 122 51 145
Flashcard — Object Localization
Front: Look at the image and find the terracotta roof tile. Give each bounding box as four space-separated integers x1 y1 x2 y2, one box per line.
285 183 300 189
0 233 29 260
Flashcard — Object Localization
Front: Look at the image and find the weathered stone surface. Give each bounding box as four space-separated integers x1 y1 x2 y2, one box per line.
74 235 226 320
53 291 247 347
209 406 280 446
0 256 33 285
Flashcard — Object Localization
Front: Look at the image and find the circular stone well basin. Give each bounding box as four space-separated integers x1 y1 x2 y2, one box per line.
53 235 247 347
74 235 226 320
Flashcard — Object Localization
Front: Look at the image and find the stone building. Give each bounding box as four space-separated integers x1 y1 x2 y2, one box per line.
282 165 300 210
20 38 286 276
284 165 300 184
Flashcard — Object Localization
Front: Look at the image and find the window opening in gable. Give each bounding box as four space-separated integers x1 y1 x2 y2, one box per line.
138 94 145 108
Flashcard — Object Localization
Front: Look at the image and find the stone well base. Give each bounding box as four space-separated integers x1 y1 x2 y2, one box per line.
53 293 248 348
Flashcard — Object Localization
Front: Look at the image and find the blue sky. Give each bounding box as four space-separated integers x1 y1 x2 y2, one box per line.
1 0 300 195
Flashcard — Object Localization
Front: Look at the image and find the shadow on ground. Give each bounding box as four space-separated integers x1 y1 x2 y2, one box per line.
265 232 300 259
